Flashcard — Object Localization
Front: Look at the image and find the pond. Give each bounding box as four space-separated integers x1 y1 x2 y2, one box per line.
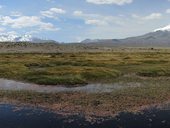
0 104 170 128
0 78 141 93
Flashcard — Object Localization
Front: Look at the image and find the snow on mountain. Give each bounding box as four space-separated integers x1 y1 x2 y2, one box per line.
154 25 170 32
0 34 47 42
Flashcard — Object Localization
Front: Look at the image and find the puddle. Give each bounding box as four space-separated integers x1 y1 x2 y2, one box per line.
0 79 141 93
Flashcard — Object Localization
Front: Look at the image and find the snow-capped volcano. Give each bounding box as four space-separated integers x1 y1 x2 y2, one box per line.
154 25 170 32
0 34 51 43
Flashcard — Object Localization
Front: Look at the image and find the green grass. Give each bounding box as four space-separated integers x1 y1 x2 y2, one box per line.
0 51 169 86
24 75 86 86
0 49 170 115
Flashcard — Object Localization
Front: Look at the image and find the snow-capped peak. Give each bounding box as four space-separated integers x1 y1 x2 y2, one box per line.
154 25 170 32
0 34 40 42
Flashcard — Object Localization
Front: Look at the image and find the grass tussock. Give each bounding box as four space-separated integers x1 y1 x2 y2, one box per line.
0 50 169 86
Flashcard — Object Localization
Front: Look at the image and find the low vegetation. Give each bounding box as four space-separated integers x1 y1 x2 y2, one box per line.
1 77 170 116
0 50 169 86
0 48 170 116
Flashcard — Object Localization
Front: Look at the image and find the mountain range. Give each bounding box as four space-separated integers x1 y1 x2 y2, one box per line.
0 34 56 43
1 25 170 47
81 25 170 47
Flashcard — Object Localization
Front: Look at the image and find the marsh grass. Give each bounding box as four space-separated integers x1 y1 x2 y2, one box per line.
0 51 169 86
0 50 170 115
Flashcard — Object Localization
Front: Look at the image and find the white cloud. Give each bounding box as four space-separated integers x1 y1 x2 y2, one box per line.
143 13 162 20
0 27 5 32
85 19 107 25
40 22 60 31
166 9 170 13
6 31 18 35
0 16 59 31
41 7 66 19
73 11 83 16
73 11 100 21
73 10 124 26
132 13 162 20
86 0 133 5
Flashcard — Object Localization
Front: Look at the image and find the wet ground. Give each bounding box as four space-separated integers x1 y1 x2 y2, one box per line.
1 79 170 128
0 104 170 128
0 78 141 93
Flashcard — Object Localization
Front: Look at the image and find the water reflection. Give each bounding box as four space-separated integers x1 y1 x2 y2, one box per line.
0 79 141 93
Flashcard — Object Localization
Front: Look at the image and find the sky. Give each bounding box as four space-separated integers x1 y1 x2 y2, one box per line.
0 0 170 42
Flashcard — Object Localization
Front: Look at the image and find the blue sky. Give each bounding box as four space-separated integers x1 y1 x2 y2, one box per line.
0 0 170 42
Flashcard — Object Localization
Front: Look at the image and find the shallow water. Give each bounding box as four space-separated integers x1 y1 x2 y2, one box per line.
0 104 88 128
0 79 141 93
0 104 170 128
113 108 170 128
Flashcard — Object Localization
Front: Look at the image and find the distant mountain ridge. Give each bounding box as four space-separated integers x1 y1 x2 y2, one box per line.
81 25 170 47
